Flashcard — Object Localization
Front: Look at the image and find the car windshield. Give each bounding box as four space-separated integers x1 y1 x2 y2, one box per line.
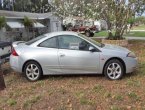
25 35 46 45
79 34 104 47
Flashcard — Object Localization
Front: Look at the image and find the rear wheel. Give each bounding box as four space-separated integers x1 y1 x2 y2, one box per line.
104 59 124 80
24 61 42 81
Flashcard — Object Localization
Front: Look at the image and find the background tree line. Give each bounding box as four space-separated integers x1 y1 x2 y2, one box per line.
0 0 145 39
52 0 145 39
0 0 52 13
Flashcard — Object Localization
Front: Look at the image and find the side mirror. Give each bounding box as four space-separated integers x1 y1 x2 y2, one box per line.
79 42 87 50
89 46 96 52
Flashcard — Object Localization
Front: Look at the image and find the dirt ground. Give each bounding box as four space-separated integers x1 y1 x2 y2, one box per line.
0 40 145 110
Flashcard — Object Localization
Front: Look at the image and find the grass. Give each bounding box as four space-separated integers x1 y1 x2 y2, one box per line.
124 31 145 37
7 99 17 106
95 31 109 37
110 106 122 110
127 92 140 101
95 25 145 37
1 40 145 109
104 91 112 98
93 84 104 92
95 31 145 37
75 91 95 105
23 95 41 109
114 94 123 101
132 25 145 30
127 79 141 87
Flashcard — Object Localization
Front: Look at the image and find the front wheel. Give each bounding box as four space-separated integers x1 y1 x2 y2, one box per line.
24 61 42 81
104 59 124 80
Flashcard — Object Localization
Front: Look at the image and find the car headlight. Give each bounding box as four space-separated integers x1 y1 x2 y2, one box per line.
127 52 136 58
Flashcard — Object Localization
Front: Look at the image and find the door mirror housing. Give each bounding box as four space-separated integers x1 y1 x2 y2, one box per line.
89 46 96 52
79 41 87 50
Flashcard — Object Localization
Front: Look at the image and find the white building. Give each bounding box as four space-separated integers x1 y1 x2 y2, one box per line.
0 10 62 41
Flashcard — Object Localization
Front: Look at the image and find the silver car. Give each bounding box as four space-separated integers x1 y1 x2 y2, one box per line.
10 31 137 81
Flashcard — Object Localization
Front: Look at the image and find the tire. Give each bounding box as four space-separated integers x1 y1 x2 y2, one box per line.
24 61 42 82
104 59 124 80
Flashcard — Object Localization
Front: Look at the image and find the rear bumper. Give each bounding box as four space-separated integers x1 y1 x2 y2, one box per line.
10 55 22 73
123 57 138 73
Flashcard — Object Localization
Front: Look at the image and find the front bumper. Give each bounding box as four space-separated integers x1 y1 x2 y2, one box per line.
123 57 138 73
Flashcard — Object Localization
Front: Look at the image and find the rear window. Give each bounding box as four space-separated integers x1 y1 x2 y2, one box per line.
25 35 46 45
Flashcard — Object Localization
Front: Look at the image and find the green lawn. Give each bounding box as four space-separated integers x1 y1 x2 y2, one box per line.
95 31 145 37
95 31 109 37
124 31 145 37
132 25 145 30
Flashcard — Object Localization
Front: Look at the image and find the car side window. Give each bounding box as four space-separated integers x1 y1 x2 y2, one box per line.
58 35 92 51
38 37 57 48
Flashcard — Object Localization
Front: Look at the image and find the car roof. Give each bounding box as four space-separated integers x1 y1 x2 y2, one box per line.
44 31 79 38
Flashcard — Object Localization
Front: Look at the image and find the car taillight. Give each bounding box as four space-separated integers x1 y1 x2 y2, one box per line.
11 48 19 56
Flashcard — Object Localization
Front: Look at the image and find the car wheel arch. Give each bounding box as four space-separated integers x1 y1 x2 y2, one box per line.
22 60 43 75
103 57 126 74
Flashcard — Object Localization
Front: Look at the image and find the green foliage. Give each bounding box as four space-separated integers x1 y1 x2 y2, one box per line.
53 0 145 39
0 16 6 29
22 16 34 28
135 16 145 24
2 0 52 13
128 18 135 24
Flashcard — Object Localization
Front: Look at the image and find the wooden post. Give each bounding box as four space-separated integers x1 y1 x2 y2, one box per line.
0 63 6 91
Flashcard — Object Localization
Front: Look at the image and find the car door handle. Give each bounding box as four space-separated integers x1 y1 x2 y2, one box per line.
59 53 65 57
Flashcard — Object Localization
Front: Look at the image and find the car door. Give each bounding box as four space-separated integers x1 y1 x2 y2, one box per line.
58 35 100 74
36 37 61 75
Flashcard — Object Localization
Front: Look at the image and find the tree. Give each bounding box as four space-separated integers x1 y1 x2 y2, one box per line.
1 0 52 13
22 16 34 40
30 0 52 13
52 0 95 19
135 16 145 25
23 16 34 28
94 0 145 39
0 16 6 29
53 0 145 40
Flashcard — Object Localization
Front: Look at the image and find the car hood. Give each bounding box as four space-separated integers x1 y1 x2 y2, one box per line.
102 44 130 53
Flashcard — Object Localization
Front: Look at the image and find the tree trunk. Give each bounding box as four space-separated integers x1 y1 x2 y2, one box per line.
25 28 30 41
107 21 113 39
0 64 6 91
115 28 122 40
